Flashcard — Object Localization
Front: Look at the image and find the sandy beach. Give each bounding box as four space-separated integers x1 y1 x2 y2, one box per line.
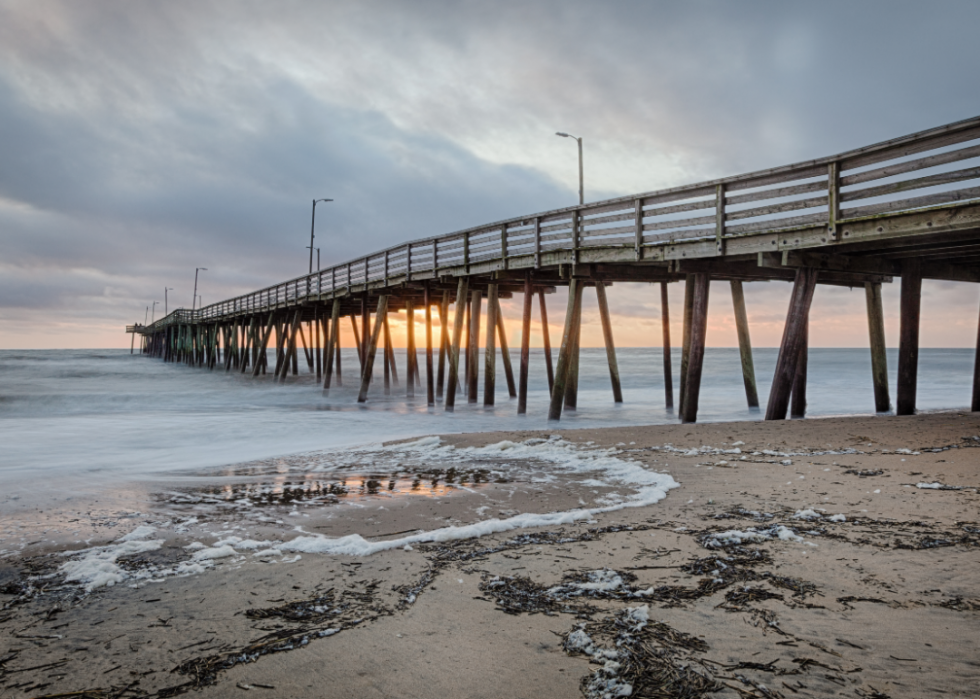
2 411 979 698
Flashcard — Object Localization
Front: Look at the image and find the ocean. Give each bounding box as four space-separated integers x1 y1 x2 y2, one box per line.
0 346 974 509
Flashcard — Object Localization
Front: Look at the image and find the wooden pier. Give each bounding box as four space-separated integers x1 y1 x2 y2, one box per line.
132 115 980 421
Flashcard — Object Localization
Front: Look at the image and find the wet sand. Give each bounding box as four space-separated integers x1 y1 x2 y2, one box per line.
2 412 979 698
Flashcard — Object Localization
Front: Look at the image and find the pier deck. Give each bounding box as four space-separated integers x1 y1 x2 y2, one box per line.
131 115 980 421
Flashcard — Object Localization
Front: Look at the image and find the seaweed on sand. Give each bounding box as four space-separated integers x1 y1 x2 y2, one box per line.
562 607 718 699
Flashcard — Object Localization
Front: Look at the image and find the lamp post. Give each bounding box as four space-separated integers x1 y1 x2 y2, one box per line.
309 198 333 274
306 246 322 271
192 268 207 311
145 306 149 324
555 132 584 205
165 287 173 316
151 301 159 323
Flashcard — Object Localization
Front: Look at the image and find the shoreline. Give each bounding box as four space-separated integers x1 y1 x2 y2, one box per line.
1 411 979 698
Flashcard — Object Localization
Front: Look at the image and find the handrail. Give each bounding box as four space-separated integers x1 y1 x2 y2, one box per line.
142 114 980 332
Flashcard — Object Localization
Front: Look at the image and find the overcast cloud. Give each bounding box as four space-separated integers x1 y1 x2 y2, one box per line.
1 0 979 348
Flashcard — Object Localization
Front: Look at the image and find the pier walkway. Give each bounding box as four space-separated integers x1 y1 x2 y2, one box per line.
130 115 980 421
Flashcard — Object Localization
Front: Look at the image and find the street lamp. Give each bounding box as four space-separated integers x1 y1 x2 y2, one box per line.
555 132 584 205
192 268 207 311
309 198 333 274
145 306 149 324
165 287 173 316
151 301 159 323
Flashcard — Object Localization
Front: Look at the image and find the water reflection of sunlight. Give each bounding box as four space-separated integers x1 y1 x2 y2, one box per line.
181 467 493 507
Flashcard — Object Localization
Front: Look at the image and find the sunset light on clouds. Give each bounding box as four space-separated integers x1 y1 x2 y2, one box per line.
1 1 979 349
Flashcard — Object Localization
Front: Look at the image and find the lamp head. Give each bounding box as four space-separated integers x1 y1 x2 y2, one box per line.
555 132 569 138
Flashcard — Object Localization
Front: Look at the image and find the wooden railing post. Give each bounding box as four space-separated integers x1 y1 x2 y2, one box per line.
500 225 508 270
634 199 644 260
572 210 580 266
714 184 726 255
828 161 841 242
533 217 541 269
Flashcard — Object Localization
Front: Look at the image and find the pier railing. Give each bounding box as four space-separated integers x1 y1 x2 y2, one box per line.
145 114 980 331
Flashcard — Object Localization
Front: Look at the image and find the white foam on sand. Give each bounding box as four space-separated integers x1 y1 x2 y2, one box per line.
702 525 805 548
280 437 679 557
60 537 165 591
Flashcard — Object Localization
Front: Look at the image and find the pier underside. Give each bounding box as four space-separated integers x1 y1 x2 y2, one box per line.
131 115 980 422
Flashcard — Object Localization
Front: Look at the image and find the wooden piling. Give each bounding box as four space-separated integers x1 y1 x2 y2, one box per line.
679 275 695 416
360 296 370 370
790 319 808 419
350 315 362 370
384 314 399 387
730 280 760 409
383 313 391 396
897 259 922 416
406 300 416 398
468 291 482 403
314 310 322 382
437 291 449 399
495 297 517 399
298 321 313 372
765 268 818 420
973 300 980 412
595 282 623 403
660 281 674 410
425 284 435 406
252 313 276 378
518 273 533 414
538 290 555 395
865 282 891 412
324 300 340 390
358 296 389 403
280 310 303 384
484 284 499 406
564 288 582 410
549 279 582 421
445 277 470 411
680 274 710 424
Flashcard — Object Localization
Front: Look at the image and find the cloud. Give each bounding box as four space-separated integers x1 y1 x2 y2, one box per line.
1 0 979 348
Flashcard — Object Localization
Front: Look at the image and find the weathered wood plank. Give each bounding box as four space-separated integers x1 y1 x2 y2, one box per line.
842 142 980 187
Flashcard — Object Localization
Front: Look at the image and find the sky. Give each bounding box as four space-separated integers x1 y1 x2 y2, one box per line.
2 0 980 350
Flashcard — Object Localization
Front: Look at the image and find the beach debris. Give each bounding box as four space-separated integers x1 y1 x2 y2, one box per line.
720 586 784 610
162 580 390 694
844 469 885 478
562 606 718 699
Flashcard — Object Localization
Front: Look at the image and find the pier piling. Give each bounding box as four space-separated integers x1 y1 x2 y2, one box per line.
897 260 922 416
